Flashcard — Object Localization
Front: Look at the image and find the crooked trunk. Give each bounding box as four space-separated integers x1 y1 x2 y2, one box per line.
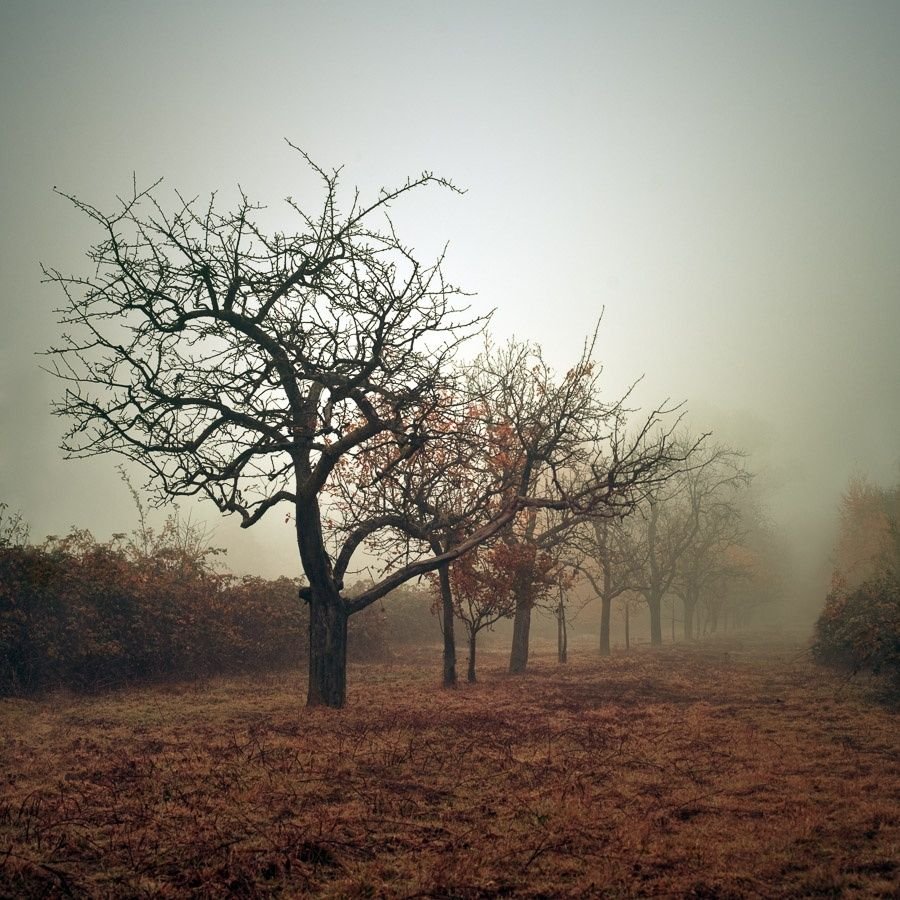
307 592 348 708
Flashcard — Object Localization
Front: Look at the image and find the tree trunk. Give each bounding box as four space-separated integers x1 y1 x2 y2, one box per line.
467 632 477 683
671 600 676 643
509 593 532 673
648 594 663 647
599 595 611 656
625 603 630 651
557 603 567 664
436 562 457 688
684 598 697 641
297 497 349 708
307 593 348 707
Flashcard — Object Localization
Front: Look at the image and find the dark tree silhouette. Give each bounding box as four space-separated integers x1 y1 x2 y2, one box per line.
45 150 686 706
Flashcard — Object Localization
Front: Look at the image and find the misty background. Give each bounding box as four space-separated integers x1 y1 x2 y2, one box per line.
1 0 898 618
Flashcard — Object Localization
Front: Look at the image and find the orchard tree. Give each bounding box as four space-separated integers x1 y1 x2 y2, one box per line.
469 337 686 673
577 515 633 655
46 149 685 707
618 441 746 646
672 460 751 639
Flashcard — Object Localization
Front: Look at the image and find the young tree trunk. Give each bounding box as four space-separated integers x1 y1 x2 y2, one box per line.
684 598 697 640
436 562 457 688
467 631 477 683
671 600 676 643
307 593 348 707
557 603 568 664
599 595 612 656
509 593 532 674
625 602 630 651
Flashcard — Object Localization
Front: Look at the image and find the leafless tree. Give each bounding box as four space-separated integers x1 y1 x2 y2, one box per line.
575 515 634 655
469 337 687 673
45 150 687 707
617 441 747 646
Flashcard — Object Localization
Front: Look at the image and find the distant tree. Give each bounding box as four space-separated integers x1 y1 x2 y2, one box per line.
466 338 686 674
618 441 748 646
576 515 633 655
832 475 897 590
672 462 750 639
0 503 29 550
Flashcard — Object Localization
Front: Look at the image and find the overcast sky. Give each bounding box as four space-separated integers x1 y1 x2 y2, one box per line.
1 1 898 590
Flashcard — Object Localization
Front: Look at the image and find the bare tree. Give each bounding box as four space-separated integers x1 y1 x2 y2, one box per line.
672 467 749 640
45 149 489 706
576 515 633 655
469 337 686 673
617 441 746 646
45 150 686 707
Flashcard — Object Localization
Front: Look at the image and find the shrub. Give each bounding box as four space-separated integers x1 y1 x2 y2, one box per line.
813 573 900 685
0 531 310 694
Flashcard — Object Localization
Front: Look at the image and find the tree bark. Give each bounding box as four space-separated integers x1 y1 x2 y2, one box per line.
436 561 457 688
307 592 348 707
684 598 697 641
648 593 663 647
467 632 477 683
625 602 630 651
599 595 611 656
297 496 349 708
509 591 532 674
557 603 568 664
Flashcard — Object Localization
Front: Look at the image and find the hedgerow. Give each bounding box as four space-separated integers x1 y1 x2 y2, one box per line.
0 527 405 695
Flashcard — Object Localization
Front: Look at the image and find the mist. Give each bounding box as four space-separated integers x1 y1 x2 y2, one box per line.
2 2 898 597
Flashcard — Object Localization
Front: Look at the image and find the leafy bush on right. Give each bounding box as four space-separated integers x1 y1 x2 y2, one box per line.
813 475 900 684
813 573 900 680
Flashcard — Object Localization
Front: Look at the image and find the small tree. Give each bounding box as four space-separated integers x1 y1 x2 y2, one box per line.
439 544 518 682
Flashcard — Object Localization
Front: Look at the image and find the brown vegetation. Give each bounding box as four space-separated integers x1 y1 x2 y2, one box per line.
2 636 898 898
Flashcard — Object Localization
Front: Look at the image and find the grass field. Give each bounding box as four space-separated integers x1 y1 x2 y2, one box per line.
1 635 898 898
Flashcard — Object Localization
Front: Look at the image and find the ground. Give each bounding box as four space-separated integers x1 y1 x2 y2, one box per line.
1 634 898 898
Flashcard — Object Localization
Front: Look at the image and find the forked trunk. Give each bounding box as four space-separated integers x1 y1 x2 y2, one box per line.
307 593 348 708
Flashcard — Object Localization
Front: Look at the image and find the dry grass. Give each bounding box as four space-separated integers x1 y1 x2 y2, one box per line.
1 635 898 898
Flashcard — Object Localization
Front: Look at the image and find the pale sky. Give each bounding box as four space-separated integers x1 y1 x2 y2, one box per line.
1 1 898 590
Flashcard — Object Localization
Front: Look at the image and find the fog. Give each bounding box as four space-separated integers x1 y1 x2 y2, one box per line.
1 0 898 613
